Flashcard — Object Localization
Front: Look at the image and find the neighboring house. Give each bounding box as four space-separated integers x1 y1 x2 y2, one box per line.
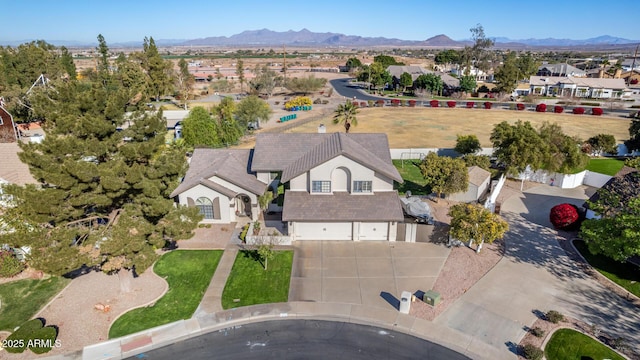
0 105 19 143
171 132 405 241
584 166 640 219
529 76 629 98
621 58 640 72
386 65 460 95
537 63 586 77
447 166 491 203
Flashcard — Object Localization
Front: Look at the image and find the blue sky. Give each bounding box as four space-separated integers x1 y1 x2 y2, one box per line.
1 0 639 44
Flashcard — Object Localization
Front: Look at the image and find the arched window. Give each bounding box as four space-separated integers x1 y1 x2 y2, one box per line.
196 197 214 219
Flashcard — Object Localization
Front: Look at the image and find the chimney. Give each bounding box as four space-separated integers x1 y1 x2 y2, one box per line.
598 69 604 78
318 124 326 133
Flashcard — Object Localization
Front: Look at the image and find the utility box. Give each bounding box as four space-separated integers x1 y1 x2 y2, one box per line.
423 290 441 306
399 291 412 314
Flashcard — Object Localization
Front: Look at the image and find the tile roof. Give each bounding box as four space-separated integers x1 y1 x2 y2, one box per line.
529 76 627 89
468 166 491 187
251 133 402 183
538 63 586 76
170 148 266 198
280 132 402 183
282 190 404 222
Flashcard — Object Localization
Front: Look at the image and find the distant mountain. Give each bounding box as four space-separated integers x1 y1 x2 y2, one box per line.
1 30 638 48
492 35 639 46
422 34 463 47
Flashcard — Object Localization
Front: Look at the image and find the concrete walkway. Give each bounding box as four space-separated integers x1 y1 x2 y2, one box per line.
194 246 238 314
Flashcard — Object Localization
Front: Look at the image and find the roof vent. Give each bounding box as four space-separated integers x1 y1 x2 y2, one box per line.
318 124 326 133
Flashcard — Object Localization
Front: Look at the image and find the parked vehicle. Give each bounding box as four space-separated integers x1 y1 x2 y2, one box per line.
400 195 434 224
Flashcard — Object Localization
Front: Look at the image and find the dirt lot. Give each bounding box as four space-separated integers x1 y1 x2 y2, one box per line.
283 107 632 148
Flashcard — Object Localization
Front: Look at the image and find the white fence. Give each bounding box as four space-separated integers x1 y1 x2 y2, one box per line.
517 169 612 189
390 148 494 160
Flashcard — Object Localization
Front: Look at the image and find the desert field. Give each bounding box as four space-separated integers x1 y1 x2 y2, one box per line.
281 107 633 148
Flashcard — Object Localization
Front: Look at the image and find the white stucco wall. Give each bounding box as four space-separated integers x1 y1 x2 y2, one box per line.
289 155 390 193
178 185 233 224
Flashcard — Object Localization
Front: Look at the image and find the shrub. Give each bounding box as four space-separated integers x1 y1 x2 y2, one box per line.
321 100 329 105
554 106 564 113
367 100 374 107
545 310 564 324
549 204 579 229
4 318 58 354
521 344 543 360
484 101 492 109
359 102 367 107
535 103 547 112
391 99 401 107
313 98 322 104
592 107 603 116
573 107 585 114
530 327 545 338
375 99 385 107
447 101 456 108
408 100 417 107
400 100 407 107
239 224 249 243
466 102 474 108
0 250 24 278
517 103 525 110
580 102 601 106
430 99 439 107
284 96 312 110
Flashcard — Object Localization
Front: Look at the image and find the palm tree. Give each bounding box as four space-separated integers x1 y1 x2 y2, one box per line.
333 100 358 133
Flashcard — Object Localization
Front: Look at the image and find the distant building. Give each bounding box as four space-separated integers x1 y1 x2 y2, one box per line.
529 76 629 98
537 63 586 77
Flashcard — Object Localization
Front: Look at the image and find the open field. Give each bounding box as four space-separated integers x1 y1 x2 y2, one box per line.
282 107 632 148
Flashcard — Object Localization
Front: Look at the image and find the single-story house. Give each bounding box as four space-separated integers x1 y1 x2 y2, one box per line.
447 166 491 203
171 132 405 241
584 166 639 219
529 76 630 98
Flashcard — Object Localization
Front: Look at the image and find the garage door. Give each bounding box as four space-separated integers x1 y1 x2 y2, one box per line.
359 222 389 241
294 222 352 240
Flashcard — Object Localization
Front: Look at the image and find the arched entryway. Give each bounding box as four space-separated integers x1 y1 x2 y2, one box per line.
235 194 252 218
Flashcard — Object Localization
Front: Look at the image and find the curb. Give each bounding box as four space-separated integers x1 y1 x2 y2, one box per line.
568 239 640 305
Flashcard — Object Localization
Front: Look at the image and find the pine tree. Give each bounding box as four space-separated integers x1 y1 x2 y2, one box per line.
1 47 200 277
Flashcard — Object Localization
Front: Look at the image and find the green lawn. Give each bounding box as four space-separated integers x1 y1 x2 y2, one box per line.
545 328 625 360
109 250 222 338
574 240 640 298
392 159 431 195
585 158 625 176
222 250 293 309
0 277 70 331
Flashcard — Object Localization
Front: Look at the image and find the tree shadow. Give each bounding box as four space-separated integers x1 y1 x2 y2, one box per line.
504 341 519 355
380 291 400 310
240 249 264 268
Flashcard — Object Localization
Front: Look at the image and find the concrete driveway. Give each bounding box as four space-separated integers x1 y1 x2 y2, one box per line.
435 184 640 358
289 241 450 310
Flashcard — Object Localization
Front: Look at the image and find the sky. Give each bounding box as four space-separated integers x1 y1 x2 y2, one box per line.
1 0 639 44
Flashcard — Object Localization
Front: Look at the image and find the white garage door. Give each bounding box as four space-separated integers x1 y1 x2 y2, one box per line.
359 222 389 241
295 222 352 240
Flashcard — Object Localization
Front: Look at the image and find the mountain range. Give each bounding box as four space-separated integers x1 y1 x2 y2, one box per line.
3 29 639 48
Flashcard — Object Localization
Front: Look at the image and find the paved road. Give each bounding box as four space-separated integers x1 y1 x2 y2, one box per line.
128 320 471 360
329 78 386 102
435 184 640 357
